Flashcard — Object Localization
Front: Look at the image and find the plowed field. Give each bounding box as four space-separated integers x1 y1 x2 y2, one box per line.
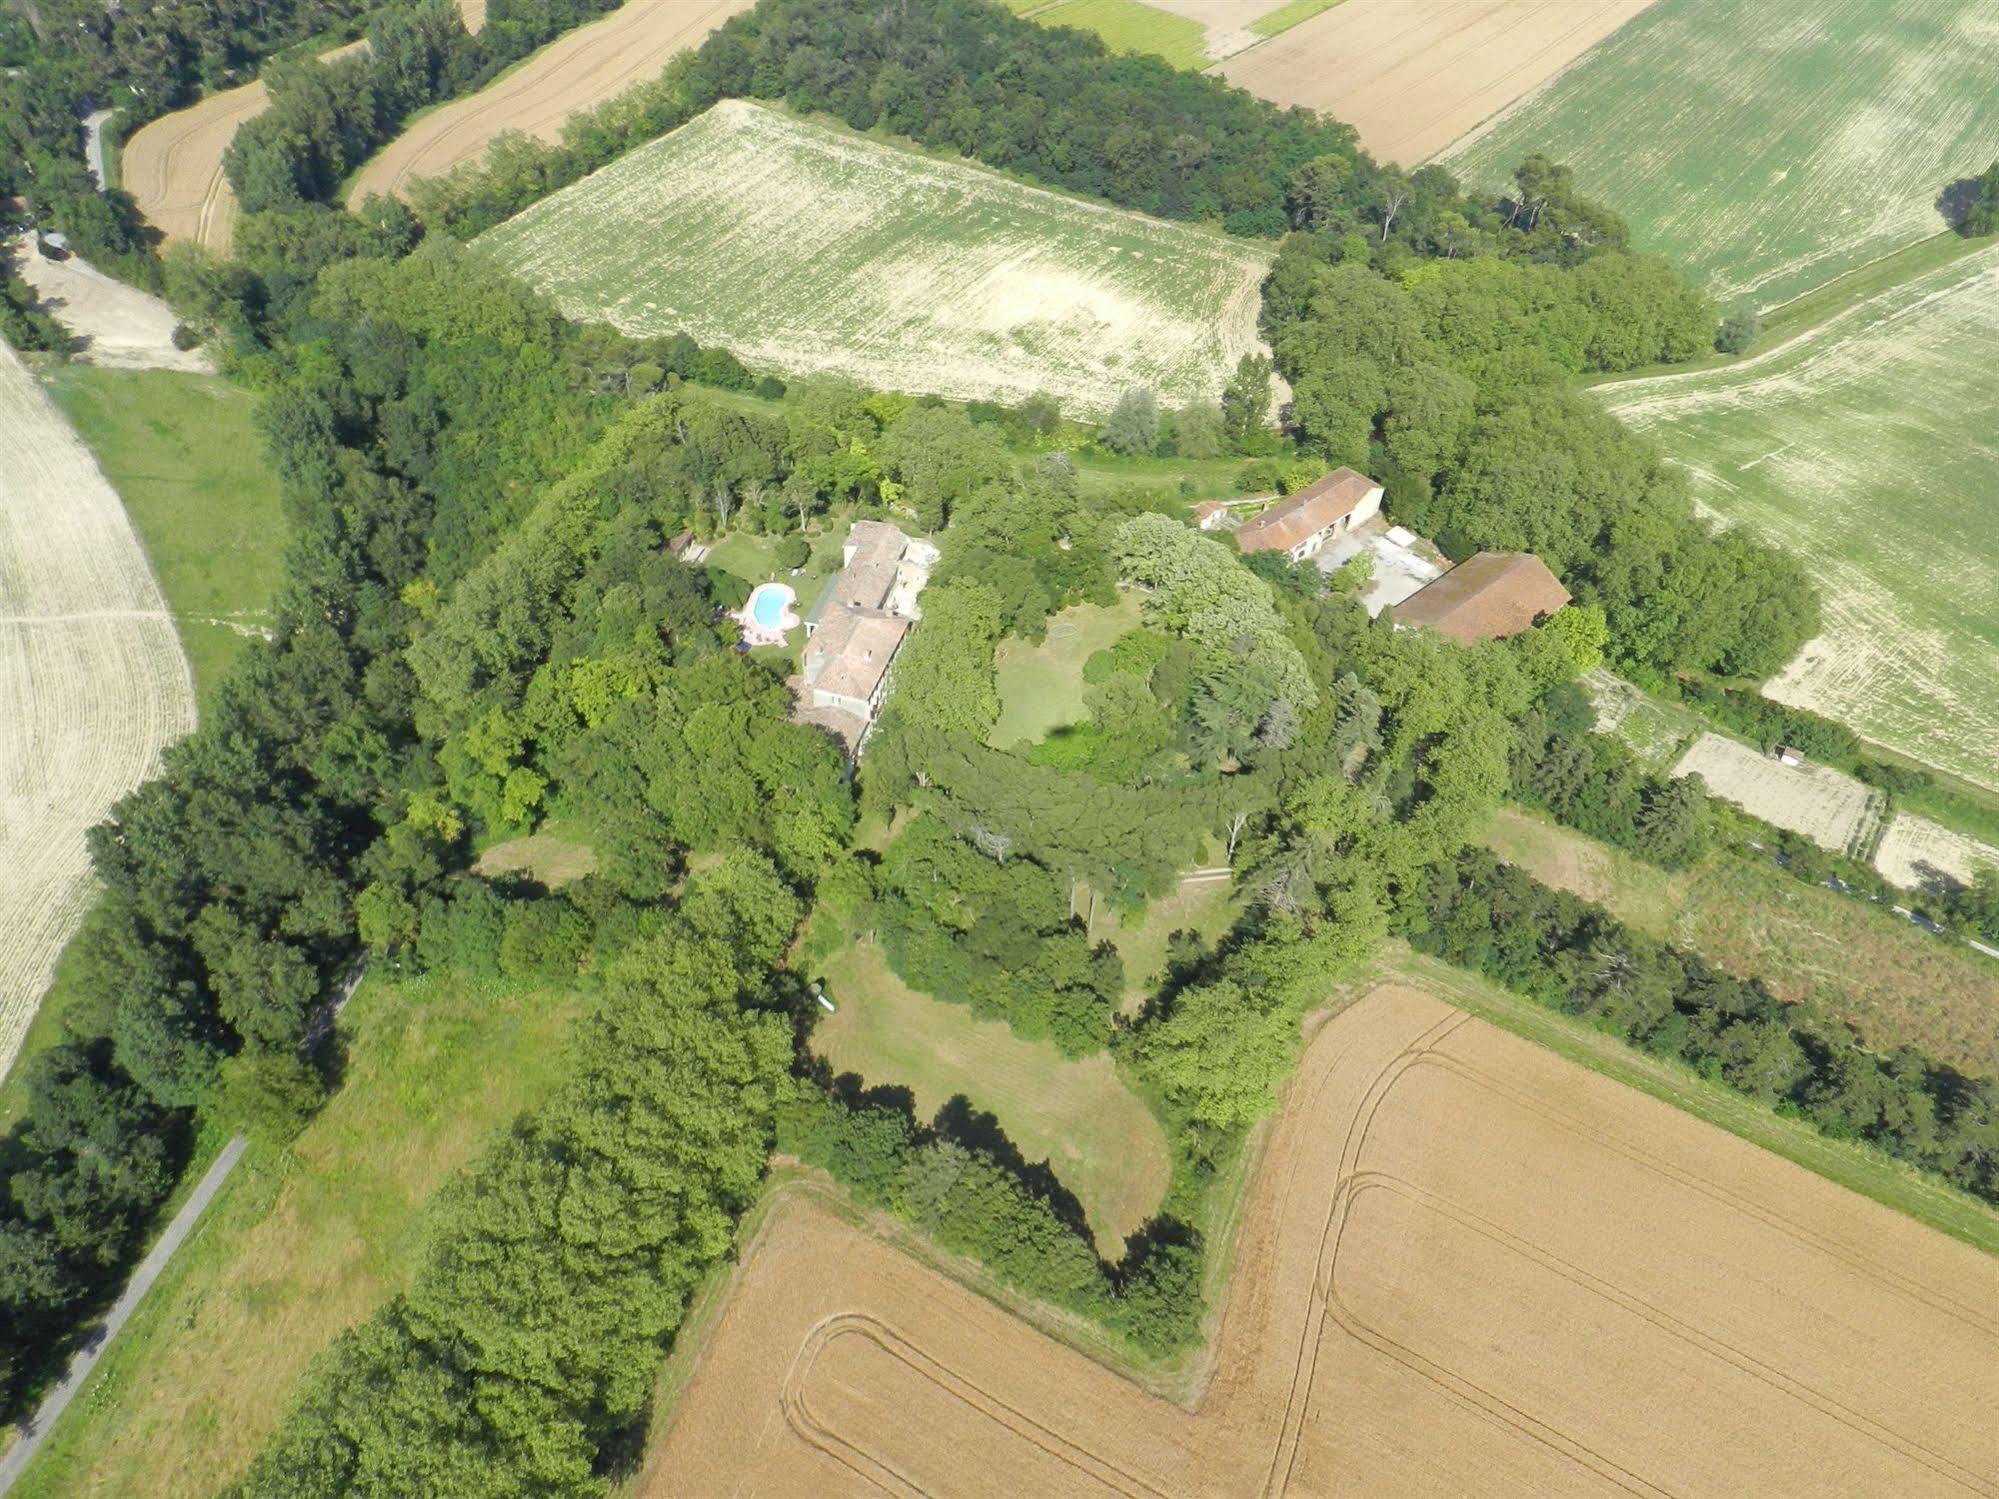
345 0 753 206
1216 0 1664 166
0 344 196 1077
645 983 1999 1498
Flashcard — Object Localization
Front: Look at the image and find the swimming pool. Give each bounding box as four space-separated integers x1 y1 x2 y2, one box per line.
751 585 787 628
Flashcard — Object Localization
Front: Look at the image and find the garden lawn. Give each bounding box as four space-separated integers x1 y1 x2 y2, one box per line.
1443 0 1999 309
1599 245 1999 791
12 971 586 1499
811 941 1170 1249
41 367 287 703
1104 873 1241 1008
1484 807 1999 1082
476 100 1274 419
991 593 1143 749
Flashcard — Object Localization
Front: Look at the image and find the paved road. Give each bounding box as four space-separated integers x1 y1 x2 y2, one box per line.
0 1134 248 1494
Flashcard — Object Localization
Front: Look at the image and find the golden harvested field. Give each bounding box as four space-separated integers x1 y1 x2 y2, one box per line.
121 41 368 256
644 983 1999 1498
1215 0 1665 166
0 344 195 1078
345 0 754 206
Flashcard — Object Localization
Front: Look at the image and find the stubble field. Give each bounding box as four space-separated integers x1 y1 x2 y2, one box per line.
345 0 755 205
1443 0 1999 308
1875 814 1999 895
0 345 196 1078
643 982 1999 1498
1604 247 1999 791
1673 733 1882 856
477 101 1275 416
1216 0 1665 166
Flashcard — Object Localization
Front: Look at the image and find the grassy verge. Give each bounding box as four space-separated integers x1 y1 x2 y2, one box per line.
1385 948 1999 1256
990 593 1142 748
1484 806 1999 1084
13 970 588 1499
1025 0 1212 71
42 367 287 703
808 938 1170 1248
1248 0 1347 38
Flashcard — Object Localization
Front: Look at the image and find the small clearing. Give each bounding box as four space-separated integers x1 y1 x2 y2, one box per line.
1444 0 1999 308
473 831 599 887
1875 814 1999 895
475 100 1275 418
1217 0 1665 166
990 595 1143 748
647 982 1999 1496
811 942 1169 1249
345 0 755 205
0 344 196 1080
1674 733 1877 856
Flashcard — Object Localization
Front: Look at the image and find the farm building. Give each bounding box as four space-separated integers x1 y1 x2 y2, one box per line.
1233 468 1383 560
794 520 934 752
1392 551 1569 642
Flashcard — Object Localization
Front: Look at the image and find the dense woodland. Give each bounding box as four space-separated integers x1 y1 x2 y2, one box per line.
2 0 1995 1491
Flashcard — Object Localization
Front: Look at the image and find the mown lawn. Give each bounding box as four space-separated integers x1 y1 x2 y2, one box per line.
13 971 587 1499
1484 807 1999 1082
810 940 1170 1249
1103 872 1241 1009
990 593 1143 749
42 367 287 704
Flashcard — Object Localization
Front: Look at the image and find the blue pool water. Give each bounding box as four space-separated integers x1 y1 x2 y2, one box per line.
750 586 787 629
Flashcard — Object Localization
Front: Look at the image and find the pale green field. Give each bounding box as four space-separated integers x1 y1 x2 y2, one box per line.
478 100 1274 418
1600 247 1999 791
1445 0 1999 309
1036 0 1210 69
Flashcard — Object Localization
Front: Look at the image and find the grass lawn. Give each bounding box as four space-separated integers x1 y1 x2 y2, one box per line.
810 940 1170 1250
42 367 287 704
1102 872 1241 1009
473 822 599 886
1484 807 1999 1082
1598 245 1999 792
990 593 1143 749
1071 451 1253 500
476 100 1272 419
12 969 587 1499
1443 0 1999 309
1383 947 1999 1257
1034 0 1212 70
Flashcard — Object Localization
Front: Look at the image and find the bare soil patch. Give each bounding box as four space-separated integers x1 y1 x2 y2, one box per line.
643 982 1999 1497
1675 732 1877 855
1215 0 1664 165
1875 814 1999 896
11 236 213 372
346 0 755 205
0 344 196 1077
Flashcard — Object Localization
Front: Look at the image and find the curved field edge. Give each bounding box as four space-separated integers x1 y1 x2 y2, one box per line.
637 977 1996 1496
636 947 1999 1476
474 100 1275 417
1441 0 1999 309
0 345 197 1079
345 0 756 205
1600 245 1999 791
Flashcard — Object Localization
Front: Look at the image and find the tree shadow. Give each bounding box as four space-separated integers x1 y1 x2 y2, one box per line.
930 1094 1094 1246
1935 176 1985 233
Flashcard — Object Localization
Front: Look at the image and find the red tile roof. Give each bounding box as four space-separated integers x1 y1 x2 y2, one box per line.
1234 468 1380 554
1392 551 1570 642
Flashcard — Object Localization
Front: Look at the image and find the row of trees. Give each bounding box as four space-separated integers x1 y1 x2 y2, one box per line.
1410 850 1999 1204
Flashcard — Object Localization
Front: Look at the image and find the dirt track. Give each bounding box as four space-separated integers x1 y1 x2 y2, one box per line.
121 41 369 256
344 0 754 206
643 982 1999 1497
1216 0 1664 165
